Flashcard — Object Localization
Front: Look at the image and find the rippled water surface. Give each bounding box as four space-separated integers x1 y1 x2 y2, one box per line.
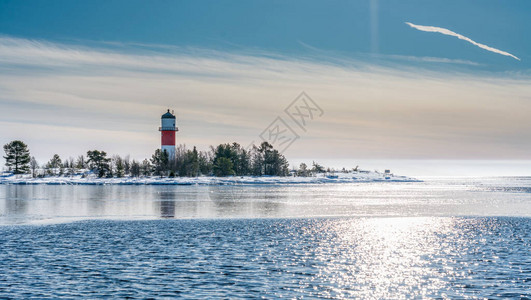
1 217 530 298
1 177 530 298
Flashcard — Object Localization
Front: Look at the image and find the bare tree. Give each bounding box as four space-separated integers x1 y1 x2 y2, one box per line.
123 155 131 176
75 155 86 170
30 157 39 178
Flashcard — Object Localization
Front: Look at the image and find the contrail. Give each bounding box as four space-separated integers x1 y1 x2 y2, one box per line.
405 22 520 61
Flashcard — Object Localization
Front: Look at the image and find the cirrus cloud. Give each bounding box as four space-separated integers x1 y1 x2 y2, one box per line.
405 22 520 61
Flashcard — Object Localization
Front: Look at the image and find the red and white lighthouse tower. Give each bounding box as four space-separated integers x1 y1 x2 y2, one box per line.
159 109 178 159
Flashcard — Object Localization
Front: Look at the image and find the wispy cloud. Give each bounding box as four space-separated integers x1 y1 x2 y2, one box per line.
0 36 530 161
405 22 520 61
297 40 480 67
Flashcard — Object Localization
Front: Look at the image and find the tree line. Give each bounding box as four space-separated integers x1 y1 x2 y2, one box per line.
2 140 299 178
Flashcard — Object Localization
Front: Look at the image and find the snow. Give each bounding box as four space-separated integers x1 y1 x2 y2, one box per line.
0 171 419 185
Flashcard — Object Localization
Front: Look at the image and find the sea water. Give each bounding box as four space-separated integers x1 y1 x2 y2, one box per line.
0 177 530 298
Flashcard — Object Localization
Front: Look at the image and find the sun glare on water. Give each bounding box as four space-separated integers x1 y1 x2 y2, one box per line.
304 217 466 298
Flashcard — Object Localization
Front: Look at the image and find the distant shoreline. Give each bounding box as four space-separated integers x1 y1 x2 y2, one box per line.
0 172 420 185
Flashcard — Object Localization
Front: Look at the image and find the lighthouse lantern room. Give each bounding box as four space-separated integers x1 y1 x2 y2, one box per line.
159 109 178 159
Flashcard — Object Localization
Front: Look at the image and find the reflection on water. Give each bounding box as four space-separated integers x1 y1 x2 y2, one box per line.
157 191 176 218
159 201 175 218
1 177 530 225
0 217 529 298
3 186 28 216
0 185 290 224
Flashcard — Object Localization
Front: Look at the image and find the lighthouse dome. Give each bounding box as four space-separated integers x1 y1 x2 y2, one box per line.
161 109 176 119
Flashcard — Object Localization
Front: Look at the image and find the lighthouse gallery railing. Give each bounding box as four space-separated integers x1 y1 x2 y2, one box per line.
159 127 179 131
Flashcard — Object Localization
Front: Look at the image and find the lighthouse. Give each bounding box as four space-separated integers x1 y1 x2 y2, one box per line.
159 109 178 159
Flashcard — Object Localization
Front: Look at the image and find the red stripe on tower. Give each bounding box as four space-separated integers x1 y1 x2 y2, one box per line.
161 131 175 146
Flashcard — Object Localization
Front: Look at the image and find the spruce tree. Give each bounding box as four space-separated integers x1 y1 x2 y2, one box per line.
47 154 62 176
213 157 235 176
130 160 141 177
113 155 125 178
151 149 169 177
141 159 152 176
198 151 213 175
3 140 31 174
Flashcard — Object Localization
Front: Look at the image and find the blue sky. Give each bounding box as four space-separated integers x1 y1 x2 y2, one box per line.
1 0 528 70
0 0 530 163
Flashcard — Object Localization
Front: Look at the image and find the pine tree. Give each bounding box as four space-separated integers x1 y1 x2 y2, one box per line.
249 142 289 176
3 140 31 174
212 143 247 176
312 161 325 173
86 150 111 178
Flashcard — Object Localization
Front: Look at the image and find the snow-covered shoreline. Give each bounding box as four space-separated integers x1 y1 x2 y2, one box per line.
0 171 419 185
